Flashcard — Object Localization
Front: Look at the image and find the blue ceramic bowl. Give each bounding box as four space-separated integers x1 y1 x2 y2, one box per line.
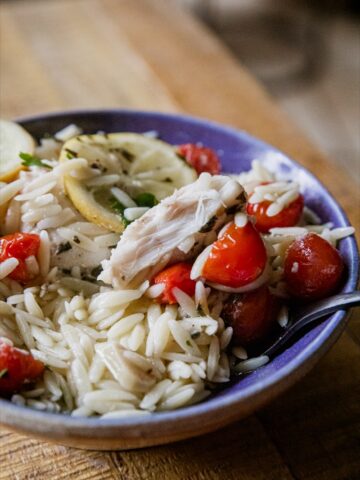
0 110 358 450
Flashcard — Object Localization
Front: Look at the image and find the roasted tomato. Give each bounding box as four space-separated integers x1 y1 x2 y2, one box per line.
201 221 267 288
152 262 196 304
0 232 40 283
284 233 344 300
247 190 304 233
221 286 280 346
0 340 44 395
177 144 221 175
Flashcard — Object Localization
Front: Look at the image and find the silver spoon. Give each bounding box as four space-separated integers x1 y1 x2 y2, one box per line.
263 291 360 359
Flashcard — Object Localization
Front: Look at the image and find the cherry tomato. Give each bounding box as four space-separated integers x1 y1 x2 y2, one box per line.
201 221 267 288
221 286 280 346
177 144 221 175
0 340 44 395
284 233 344 300
153 262 196 304
247 190 304 233
0 233 40 283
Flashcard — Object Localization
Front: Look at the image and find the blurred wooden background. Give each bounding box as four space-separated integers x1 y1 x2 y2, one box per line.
180 0 360 185
0 0 359 478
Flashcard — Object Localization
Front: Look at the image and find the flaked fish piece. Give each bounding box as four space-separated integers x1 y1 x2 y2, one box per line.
99 173 246 287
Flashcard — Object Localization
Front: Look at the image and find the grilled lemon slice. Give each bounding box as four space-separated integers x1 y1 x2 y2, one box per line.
60 133 197 233
0 119 35 183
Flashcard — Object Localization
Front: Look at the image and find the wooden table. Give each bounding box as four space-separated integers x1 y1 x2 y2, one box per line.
1 0 359 478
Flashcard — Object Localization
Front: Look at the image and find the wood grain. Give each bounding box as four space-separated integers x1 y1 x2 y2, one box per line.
1 333 359 480
0 0 359 478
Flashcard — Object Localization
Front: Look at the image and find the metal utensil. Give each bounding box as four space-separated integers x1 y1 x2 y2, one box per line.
263 291 360 359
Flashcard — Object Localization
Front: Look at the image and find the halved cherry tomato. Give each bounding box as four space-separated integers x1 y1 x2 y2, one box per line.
152 262 196 304
0 232 40 283
247 190 304 233
222 286 280 346
177 144 221 175
0 340 44 395
201 221 267 288
284 233 344 300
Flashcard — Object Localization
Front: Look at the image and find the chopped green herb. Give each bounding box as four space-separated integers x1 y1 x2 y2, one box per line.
135 192 158 208
186 340 192 347
20 152 52 169
110 197 131 227
110 197 125 214
0 368 8 379
73 236 81 244
61 268 71 275
56 242 72 254
65 148 78 159
164 177 173 183
110 198 125 214
199 215 217 233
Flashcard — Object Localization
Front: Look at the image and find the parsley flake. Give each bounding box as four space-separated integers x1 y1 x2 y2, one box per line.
109 197 131 226
56 242 72 254
135 192 158 208
20 152 52 169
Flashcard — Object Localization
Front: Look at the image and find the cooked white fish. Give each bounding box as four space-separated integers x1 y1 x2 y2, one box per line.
99 173 246 288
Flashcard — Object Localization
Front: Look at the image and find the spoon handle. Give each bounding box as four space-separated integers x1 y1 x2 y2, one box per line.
263 291 360 358
291 291 360 325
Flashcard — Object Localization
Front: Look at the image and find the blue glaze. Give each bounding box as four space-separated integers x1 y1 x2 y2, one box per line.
1 109 358 437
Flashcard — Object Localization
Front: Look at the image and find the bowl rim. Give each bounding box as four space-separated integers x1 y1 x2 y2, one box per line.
0 108 358 438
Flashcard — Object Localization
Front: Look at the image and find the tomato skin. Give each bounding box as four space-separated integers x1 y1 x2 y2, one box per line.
153 262 196 304
222 286 280 346
247 193 304 233
201 221 267 288
284 233 344 301
177 144 221 175
0 340 44 395
0 233 40 283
